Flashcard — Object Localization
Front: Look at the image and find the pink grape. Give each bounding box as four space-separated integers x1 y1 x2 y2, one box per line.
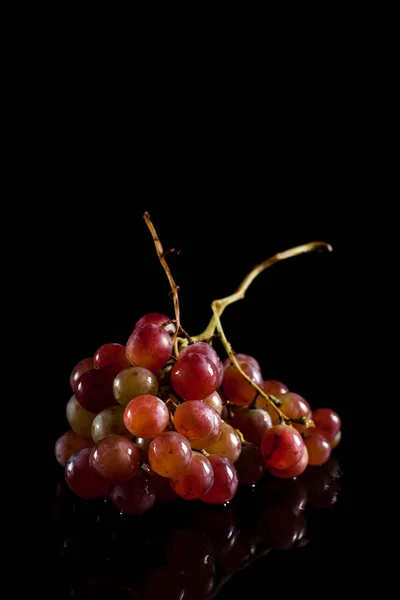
263 379 289 396
126 324 173 372
134 312 176 335
265 392 311 433
200 455 238 504
330 430 342 449
304 434 331 466
312 408 341 441
55 430 93 467
170 452 214 499
267 446 309 478
179 342 223 380
174 400 217 439
222 362 263 406
89 435 140 484
205 422 241 463
110 470 156 514
69 357 93 392
93 343 131 370
171 353 219 400
261 424 305 470
235 444 266 485
65 448 110 499
75 364 120 412
230 407 272 446
124 395 169 438
148 432 192 478
202 391 223 415
190 410 222 450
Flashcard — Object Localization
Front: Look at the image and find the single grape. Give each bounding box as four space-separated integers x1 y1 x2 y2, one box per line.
174 400 217 440
171 353 219 400
55 430 93 467
200 455 238 504
75 364 120 412
330 430 342 449
190 410 222 450
222 362 263 406
91 405 132 443
261 424 305 470
66 395 96 438
110 470 156 514
202 391 223 415
304 433 331 466
179 342 222 374
93 343 131 370
89 435 140 484
230 407 272 446
267 445 309 478
205 422 241 463
235 444 266 485
69 357 93 392
223 354 261 374
134 312 176 335
148 431 192 478
135 437 152 461
113 366 159 406
265 392 311 433
263 379 289 395
125 324 173 372
170 452 214 500
65 448 110 499
124 394 169 438
312 408 341 441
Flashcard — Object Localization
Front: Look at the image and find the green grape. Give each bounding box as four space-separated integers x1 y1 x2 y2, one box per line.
113 366 159 406
91 405 133 443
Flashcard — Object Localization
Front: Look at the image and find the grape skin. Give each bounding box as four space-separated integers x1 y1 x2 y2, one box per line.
202 391 223 415
65 448 110 499
265 392 311 433
55 430 93 467
66 395 96 438
124 395 169 438
171 353 219 401
312 408 341 441
125 324 173 372
267 446 309 478
89 434 140 484
69 357 93 392
205 422 241 463
304 434 331 466
230 407 272 446
235 444 266 485
190 410 222 450
222 362 263 406
110 470 156 514
113 366 159 406
261 424 305 470
170 452 214 500
200 455 238 504
93 343 131 370
174 400 217 440
91 405 132 443
148 432 192 478
75 364 120 413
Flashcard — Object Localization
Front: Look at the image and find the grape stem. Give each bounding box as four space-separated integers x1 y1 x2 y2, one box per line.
143 212 181 355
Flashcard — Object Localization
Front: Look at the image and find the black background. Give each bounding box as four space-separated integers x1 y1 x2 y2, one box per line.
37 196 353 598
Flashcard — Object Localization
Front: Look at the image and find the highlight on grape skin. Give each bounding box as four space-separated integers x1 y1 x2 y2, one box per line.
56 213 341 516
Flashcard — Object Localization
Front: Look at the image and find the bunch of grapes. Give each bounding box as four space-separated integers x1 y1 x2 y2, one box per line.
55 310 342 515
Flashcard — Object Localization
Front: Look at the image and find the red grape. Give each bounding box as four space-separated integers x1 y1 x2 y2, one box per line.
134 312 176 335
235 444 266 485
126 324 173 372
110 470 156 514
124 395 169 438
65 448 110 499
267 445 309 478
55 430 93 467
93 343 131 370
113 366 159 406
222 362 263 406
263 379 289 396
179 342 222 377
304 433 331 466
69 357 93 392
223 354 261 374
89 435 140 484
190 410 222 450
66 395 96 438
261 424 305 470
200 455 238 504
265 392 311 433
170 452 214 499
149 432 192 477
312 408 341 441
75 364 120 412
206 422 241 463
171 353 219 400
330 430 342 449
202 391 223 415
230 407 272 446
174 400 217 440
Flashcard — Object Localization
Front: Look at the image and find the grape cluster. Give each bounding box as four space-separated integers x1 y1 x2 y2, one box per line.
55 312 342 514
